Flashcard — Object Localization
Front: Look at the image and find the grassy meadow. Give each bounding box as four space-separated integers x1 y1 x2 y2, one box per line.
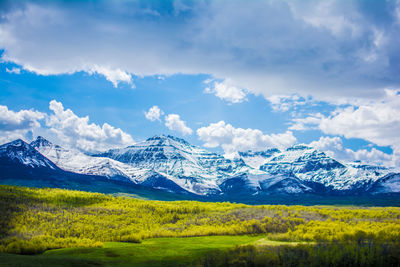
1 185 400 266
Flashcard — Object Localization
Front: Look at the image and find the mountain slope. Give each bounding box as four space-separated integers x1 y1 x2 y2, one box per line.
367 173 400 194
96 135 251 194
0 139 58 170
0 136 399 199
31 136 143 181
0 138 196 200
0 139 86 186
239 145 390 191
31 136 195 194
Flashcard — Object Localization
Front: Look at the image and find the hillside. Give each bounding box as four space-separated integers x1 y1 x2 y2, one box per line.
1 185 400 252
1 185 400 266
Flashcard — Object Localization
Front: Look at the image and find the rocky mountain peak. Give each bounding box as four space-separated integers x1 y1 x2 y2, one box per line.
143 135 192 149
286 144 313 151
0 135 398 197
0 138 57 169
0 139 31 152
30 136 53 149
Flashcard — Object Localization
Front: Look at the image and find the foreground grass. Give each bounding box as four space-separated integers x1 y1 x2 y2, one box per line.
2 236 398 267
0 235 302 266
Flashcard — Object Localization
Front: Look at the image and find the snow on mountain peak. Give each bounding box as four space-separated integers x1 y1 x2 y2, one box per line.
1 135 398 196
0 139 57 169
1 139 30 154
31 136 53 148
146 134 191 146
30 136 145 182
93 135 396 194
238 144 392 190
96 135 252 194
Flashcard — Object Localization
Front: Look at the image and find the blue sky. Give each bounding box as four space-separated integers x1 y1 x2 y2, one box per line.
0 0 399 167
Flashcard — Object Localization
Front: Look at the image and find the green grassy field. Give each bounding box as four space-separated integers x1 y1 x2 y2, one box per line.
0 235 304 266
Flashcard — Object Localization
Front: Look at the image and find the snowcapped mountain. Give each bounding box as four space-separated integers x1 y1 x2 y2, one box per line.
97 135 248 177
30 136 147 182
367 173 400 194
96 135 251 194
0 135 399 199
0 139 91 188
239 145 390 191
30 136 205 194
0 138 188 200
0 139 57 169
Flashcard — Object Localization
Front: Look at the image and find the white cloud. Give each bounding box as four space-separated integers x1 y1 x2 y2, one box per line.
294 87 400 166
267 94 308 112
289 113 324 131
0 101 135 151
345 148 393 166
319 105 400 150
1 1 399 102
310 136 394 166
0 105 45 131
0 105 45 144
165 114 193 136
144 105 164 122
88 65 133 88
5 67 21 74
197 120 297 157
46 100 134 152
309 136 344 156
204 80 247 104
287 0 360 37
292 90 400 162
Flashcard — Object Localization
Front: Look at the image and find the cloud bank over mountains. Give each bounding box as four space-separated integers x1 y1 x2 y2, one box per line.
0 101 134 152
197 121 297 158
0 100 396 167
1 0 399 101
291 89 400 165
0 104 45 144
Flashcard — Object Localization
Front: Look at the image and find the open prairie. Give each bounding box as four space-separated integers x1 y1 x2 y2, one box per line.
1 185 400 266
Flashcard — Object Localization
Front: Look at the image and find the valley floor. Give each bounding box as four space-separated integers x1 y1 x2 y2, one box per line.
0 236 301 267
1 185 400 266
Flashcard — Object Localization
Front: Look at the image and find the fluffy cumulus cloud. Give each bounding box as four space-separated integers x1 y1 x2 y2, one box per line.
164 114 193 135
197 121 296 157
1 1 400 101
309 136 393 166
0 101 135 150
0 105 45 143
0 105 45 131
204 80 247 104
318 92 400 149
292 90 400 165
144 106 164 122
46 100 134 152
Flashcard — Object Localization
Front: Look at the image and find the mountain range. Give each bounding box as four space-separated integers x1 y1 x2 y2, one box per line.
1 135 399 204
